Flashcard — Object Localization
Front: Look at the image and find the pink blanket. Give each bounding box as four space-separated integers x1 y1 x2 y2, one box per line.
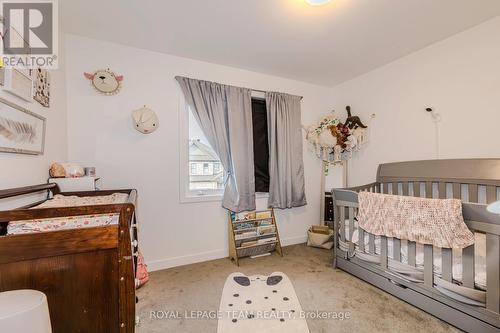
357 192 474 249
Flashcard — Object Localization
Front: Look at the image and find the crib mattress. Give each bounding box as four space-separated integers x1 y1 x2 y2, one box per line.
7 193 129 235
342 222 486 290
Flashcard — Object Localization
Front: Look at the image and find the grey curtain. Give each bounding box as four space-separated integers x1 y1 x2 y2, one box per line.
176 76 255 212
266 92 307 209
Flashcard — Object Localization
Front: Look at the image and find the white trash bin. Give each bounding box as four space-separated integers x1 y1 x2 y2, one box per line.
0 289 52 333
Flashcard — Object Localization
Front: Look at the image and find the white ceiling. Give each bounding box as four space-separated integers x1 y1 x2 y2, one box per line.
61 0 500 86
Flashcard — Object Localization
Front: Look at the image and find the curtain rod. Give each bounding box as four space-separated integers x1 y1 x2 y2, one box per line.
175 75 303 100
250 87 303 100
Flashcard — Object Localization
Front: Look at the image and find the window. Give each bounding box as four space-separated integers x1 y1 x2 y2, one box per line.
190 163 197 175
251 98 270 193
180 96 268 202
213 163 221 174
182 109 224 199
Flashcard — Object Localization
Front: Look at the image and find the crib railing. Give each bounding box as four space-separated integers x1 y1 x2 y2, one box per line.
332 180 500 315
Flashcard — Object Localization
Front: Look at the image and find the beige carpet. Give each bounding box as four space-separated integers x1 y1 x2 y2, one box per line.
136 244 460 333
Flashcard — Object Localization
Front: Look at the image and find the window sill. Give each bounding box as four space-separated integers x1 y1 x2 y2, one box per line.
180 193 223 204
256 192 269 199
179 192 269 204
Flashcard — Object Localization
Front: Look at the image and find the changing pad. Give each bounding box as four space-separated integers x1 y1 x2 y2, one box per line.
7 214 119 234
6 193 129 235
36 193 129 208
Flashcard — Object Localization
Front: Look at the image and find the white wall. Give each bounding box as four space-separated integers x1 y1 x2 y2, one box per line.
329 16 500 186
64 34 332 270
0 34 67 209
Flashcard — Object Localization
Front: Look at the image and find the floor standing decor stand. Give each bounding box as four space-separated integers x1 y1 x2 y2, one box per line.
228 208 283 266
303 106 374 226
320 160 348 225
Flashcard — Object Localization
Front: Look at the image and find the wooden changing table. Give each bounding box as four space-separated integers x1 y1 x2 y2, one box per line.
0 183 138 333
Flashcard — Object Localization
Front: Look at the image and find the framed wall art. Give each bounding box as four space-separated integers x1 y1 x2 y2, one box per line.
0 68 5 86
3 68 34 102
32 68 50 107
0 97 46 155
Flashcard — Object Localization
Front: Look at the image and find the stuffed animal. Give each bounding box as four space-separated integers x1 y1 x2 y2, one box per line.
49 163 85 178
64 164 85 177
49 163 66 178
304 110 369 162
304 114 339 148
132 106 159 134
329 125 347 148
344 105 367 129
317 129 337 148
303 125 319 145
83 69 124 95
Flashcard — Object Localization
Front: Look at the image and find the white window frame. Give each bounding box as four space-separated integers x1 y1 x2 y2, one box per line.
179 95 224 203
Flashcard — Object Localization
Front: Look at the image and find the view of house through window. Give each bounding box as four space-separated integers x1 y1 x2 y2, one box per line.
187 99 270 196
188 111 224 193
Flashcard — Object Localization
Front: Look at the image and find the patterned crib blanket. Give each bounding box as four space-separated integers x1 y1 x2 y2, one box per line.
357 191 474 249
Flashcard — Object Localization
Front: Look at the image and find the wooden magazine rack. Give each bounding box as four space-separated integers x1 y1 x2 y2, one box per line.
228 208 283 266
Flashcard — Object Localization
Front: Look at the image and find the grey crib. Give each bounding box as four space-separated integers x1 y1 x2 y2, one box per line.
332 159 500 333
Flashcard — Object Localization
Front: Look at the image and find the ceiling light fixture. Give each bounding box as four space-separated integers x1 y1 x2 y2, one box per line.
305 0 331 6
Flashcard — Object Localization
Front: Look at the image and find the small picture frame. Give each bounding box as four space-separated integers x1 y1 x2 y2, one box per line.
3 68 34 102
0 97 45 154
32 68 50 107
0 68 5 86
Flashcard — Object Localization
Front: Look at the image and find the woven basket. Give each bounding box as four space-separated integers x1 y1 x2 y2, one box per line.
237 243 276 258
307 226 334 249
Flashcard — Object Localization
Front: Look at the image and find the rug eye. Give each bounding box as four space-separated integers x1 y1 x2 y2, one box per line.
266 275 283 286
233 276 250 286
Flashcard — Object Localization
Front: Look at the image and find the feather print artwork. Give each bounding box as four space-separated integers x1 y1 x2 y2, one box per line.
0 115 37 143
0 97 45 155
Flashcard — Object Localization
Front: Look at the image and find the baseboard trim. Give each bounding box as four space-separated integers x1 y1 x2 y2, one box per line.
146 235 307 272
147 249 227 272
280 235 308 246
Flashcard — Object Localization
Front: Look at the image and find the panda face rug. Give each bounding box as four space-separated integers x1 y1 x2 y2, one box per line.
217 272 309 333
